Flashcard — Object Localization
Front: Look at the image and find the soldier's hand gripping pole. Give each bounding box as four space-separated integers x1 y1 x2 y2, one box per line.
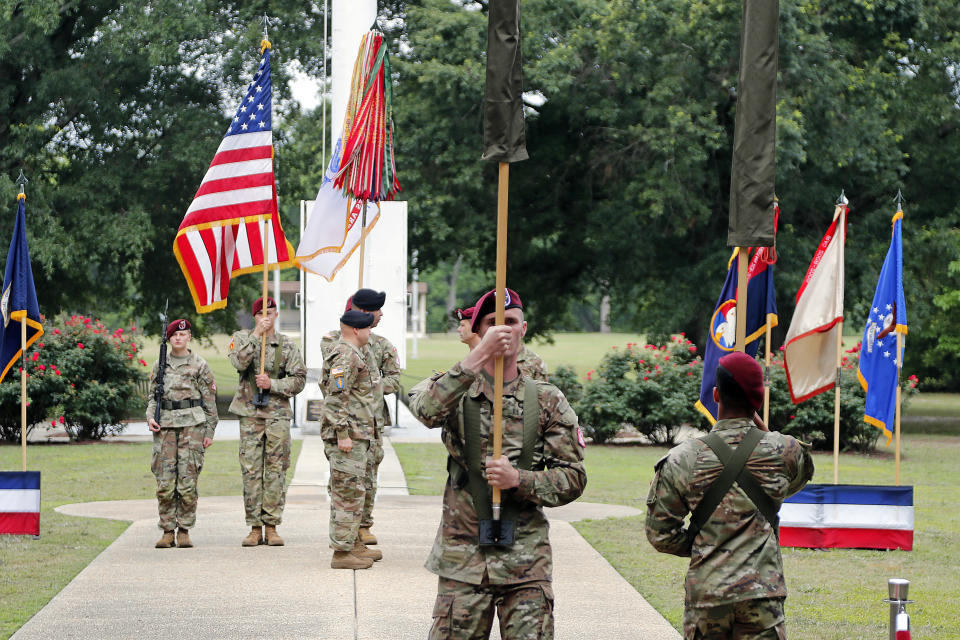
153 299 170 426
253 218 270 408
479 161 515 547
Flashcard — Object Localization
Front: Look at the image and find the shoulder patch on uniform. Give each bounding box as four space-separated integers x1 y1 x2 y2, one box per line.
228 340 234 351
331 366 344 375
576 425 586 448
211 381 217 392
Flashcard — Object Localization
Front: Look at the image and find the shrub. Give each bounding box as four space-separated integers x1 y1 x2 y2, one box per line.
0 315 149 442
574 337 704 445
550 365 583 408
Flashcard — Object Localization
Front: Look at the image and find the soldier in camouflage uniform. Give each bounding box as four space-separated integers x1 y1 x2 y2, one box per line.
228 297 306 547
321 309 383 569
146 319 218 549
320 288 401 546
645 352 814 640
516 345 548 382
409 288 586 640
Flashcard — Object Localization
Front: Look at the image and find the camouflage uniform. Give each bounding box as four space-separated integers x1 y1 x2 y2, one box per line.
320 339 379 550
228 330 306 527
516 345 548 382
321 330 401 529
645 417 814 640
409 362 586 640
145 352 218 532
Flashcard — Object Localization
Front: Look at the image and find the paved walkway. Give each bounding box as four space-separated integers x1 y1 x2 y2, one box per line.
12 404 680 639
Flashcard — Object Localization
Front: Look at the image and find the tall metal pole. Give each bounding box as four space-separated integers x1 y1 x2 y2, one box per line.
832 192 847 484
411 249 419 358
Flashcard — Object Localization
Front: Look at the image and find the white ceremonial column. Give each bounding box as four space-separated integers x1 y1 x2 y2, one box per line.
297 0 408 433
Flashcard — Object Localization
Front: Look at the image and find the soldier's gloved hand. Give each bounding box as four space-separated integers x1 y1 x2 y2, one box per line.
255 373 272 389
203 437 213 448
147 418 161 433
485 456 520 489
338 436 353 452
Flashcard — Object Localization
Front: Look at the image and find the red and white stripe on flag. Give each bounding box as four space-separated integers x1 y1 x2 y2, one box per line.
0 471 40 536
779 484 913 551
174 131 296 313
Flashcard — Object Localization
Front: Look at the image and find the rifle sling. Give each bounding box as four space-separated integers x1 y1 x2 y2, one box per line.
687 427 780 543
451 379 539 524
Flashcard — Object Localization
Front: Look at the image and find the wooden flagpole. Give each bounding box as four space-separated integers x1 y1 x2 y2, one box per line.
832 199 846 484
832 318 843 484
259 218 270 379
21 315 26 471
735 247 749 351
894 332 903 484
358 202 367 287
491 161 509 519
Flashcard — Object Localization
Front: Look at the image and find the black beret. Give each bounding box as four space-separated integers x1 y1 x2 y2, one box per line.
352 288 386 311
341 310 375 329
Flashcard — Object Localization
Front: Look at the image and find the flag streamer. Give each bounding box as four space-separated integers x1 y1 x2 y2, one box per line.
334 30 401 203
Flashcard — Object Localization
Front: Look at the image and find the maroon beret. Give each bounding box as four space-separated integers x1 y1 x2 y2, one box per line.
455 306 475 321
166 319 191 338
718 352 764 411
471 288 522 334
251 296 277 316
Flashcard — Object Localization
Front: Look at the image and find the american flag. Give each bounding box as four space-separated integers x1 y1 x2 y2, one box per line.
174 43 295 313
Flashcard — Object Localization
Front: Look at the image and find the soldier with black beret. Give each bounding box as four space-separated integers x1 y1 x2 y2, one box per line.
320 287 401 547
321 310 383 569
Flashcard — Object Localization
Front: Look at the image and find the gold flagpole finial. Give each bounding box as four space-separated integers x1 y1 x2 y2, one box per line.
16 169 27 200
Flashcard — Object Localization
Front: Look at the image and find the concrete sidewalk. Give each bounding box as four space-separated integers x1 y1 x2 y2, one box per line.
13 425 680 639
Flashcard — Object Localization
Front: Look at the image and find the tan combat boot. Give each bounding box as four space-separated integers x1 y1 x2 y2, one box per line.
352 539 382 562
176 528 193 548
331 549 373 570
241 526 263 547
155 530 175 548
358 526 377 545
264 524 285 546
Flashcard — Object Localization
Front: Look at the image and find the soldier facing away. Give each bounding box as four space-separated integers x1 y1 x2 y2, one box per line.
645 351 814 640
320 288 401 547
146 319 218 549
321 309 383 569
409 287 586 640
228 296 306 547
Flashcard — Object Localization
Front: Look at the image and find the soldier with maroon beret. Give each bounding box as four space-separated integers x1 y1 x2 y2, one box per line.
410 287 586 640
146 319 218 548
645 352 814 639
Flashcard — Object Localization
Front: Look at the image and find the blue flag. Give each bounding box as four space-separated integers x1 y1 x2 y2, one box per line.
695 246 779 424
857 211 907 446
0 194 44 384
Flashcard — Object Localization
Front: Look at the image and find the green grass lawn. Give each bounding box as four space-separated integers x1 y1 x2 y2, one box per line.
394 435 960 639
0 439 302 639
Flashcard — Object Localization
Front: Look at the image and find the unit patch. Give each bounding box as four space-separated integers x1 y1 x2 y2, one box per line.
331 366 345 390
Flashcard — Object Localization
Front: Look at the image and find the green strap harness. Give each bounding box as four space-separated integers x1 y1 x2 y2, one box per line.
240 336 285 384
686 427 780 543
447 379 539 524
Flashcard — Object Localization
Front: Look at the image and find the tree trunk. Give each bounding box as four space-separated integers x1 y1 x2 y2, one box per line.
599 294 611 333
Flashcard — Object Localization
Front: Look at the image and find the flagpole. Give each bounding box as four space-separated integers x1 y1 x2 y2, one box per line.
491 161 509 521
260 218 270 380
358 202 367 287
735 247 749 351
16 171 28 471
832 196 846 484
895 331 902 485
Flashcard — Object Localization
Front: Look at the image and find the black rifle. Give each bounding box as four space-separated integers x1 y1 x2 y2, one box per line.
153 300 169 425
